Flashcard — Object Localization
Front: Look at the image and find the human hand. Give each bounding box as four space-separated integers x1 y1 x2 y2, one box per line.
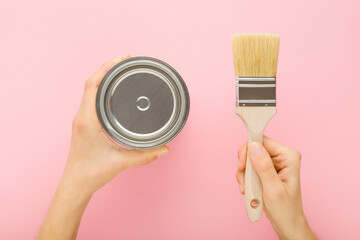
60 55 169 198
236 136 316 240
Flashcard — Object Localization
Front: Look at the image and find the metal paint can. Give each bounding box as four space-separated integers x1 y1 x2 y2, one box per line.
96 56 190 150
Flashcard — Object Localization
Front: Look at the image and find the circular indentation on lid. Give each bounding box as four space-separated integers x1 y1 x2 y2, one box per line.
136 96 150 111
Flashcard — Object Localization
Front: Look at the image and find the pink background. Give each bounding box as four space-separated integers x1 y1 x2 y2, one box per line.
1 0 360 239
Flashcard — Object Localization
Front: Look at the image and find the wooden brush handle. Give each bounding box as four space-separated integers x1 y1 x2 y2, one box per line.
236 107 276 222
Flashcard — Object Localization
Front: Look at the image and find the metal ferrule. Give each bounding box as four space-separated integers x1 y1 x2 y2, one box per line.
236 77 276 107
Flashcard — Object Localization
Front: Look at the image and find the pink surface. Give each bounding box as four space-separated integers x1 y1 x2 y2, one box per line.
1 0 360 239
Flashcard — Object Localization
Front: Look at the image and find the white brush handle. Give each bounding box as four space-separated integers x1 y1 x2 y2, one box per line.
236 107 276 222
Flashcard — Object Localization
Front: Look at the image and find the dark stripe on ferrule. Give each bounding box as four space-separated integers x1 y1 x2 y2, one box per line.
238 87 276 99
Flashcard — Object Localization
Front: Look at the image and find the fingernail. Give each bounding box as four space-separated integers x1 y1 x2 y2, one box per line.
239 184 243 193
157 149 169 157
114 56 124 62
249 142 263 158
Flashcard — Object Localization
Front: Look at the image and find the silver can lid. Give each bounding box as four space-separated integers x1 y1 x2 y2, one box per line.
96 56 190 150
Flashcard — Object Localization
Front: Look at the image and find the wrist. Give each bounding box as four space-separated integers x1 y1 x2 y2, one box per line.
59 159 99 199
55 177 93 202
56 173 94 207
277 214 316 240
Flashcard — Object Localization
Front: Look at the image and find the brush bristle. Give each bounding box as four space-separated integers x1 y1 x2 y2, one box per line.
232 33 280 77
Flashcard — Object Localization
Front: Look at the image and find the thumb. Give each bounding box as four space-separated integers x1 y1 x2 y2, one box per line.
249 142 281 190
121 146 169 168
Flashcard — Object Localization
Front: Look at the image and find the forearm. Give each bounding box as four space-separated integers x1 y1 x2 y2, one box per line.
37 177 92 240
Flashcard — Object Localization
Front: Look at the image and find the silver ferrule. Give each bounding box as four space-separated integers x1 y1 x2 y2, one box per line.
236 77 276 107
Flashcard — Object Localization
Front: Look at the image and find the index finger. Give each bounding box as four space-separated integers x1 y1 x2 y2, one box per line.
237 142 247 171
87 54 131 89
80 54 131 113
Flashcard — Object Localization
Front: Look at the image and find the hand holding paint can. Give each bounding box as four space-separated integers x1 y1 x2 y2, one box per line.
96 56 190 150
38 56 185 239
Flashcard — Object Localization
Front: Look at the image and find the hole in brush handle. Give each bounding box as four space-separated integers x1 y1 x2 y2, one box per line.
250 199 259 209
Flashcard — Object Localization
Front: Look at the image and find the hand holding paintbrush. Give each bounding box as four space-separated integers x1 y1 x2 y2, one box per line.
232 34 316 239
232 33 280 221
236 137 317 239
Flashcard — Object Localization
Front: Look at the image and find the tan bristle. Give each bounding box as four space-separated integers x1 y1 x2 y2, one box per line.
232 33 280 77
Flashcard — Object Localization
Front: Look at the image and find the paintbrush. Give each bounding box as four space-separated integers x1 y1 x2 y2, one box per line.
232 33 280 222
